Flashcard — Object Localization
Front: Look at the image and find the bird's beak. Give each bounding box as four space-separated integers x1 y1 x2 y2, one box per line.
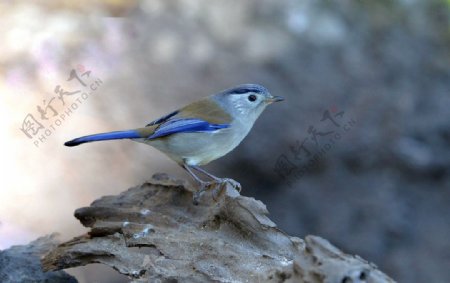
265 95 285 104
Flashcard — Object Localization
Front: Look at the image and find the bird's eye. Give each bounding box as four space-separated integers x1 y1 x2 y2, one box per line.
248 94 257 102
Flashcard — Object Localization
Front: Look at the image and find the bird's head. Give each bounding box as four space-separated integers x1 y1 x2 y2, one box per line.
214 84 284 122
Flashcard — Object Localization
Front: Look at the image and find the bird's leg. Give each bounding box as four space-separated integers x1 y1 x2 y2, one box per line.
182 164 214 204
191 165 242 192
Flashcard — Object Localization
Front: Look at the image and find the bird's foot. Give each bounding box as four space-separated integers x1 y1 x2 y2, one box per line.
192 179 241 205
215 178 242 192
192 181 215 205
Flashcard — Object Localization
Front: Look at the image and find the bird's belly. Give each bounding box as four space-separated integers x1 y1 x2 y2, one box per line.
140 129 244 166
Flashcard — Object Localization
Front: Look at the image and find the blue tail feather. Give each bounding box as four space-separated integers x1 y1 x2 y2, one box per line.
64 130 141 147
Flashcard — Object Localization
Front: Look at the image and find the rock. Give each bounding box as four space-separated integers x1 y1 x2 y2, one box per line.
42 173 395 282
0 234 77 283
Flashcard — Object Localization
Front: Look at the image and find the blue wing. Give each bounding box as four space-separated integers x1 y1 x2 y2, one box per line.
147 118 229 140
146 110 179 127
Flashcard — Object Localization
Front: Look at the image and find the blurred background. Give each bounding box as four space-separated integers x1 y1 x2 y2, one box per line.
1 0 449 282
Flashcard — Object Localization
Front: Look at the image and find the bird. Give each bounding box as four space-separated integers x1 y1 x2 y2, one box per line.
64 84 284 203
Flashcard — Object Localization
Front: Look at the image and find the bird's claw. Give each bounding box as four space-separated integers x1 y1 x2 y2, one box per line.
217 178 242 192
192 179 241 205
192 181 215 205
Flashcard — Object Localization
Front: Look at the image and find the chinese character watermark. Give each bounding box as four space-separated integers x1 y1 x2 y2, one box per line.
273 106 356 187
19 65 103 148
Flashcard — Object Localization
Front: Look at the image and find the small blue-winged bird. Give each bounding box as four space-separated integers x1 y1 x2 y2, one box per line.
65 84 283 202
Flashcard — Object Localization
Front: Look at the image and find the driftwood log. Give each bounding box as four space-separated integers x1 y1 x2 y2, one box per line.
0 234 76 283
41 173 395 282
